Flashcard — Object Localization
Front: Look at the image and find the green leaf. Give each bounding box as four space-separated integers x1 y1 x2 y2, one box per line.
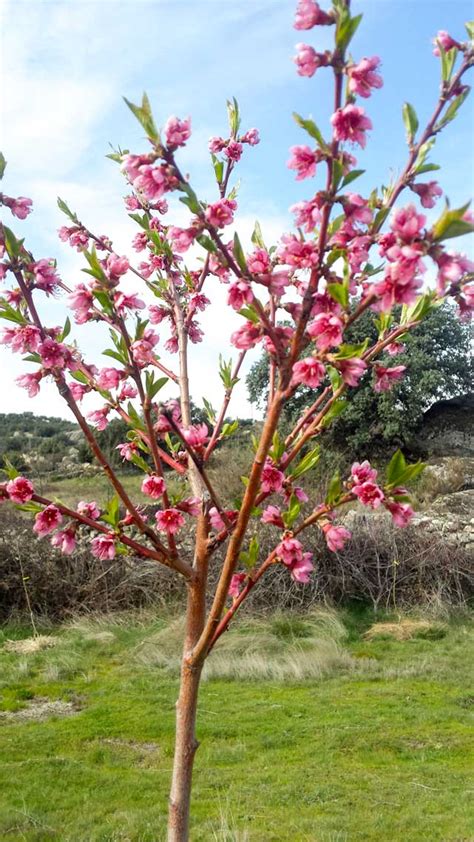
325 471 342 506
3 226 24 261
221 420 239 438
233 232 248 273
439 45 458 83
57 196 78 224
327 281 349 309
465 20 474 40
251 220 266 250
211 154 224 184
0 303 27 325
70 370 89 385
83 246 106 281
413 138 436 172
414 162 440 175
432 201 473 241
131 453 152 474
290 446 320 480
333 341 369 359
59 317 71 342
402 102 419 145
373 207 390 231
123 92 159 142
92 289 114 316
2 457 20 480
341 169 365 188
293 112 328 150
320 398 347 428
386 449 426 488
101 494 121 527
270 430 285 461
400 292 437 325
336 11 363 50
282 495 301 529
195 234 217 254
202 397 216 424
0 152 6 180
226 97 241 136
238 305 259 325
436 88 470 129
327 365 343 393
15 501 43 514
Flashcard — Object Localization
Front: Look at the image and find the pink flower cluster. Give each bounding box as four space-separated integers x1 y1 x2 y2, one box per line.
331 105 372 148
276 537 314 583
294 0 333 29
1 194 32 219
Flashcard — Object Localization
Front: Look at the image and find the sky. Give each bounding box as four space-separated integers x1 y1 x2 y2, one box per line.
0 0 473 422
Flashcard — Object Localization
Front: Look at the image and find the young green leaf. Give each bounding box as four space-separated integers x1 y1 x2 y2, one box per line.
402 102 419 145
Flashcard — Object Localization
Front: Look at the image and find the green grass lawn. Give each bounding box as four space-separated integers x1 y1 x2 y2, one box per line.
0 609 472 841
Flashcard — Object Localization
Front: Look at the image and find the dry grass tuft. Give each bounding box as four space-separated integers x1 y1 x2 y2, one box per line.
364 619 446 641
3 635 58 655
135 609 367 681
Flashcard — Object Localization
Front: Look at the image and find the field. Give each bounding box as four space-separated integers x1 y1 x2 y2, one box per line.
0 609 473 841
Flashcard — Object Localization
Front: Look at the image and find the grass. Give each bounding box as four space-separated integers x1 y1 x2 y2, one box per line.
0 608 473 841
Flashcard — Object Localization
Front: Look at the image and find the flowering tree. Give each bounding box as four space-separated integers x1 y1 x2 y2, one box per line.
1 1 473 838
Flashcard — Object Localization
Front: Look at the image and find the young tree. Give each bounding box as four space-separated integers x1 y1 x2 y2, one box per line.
1 2 473 838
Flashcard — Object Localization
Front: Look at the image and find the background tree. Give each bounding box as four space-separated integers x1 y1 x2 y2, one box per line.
247 303 473 456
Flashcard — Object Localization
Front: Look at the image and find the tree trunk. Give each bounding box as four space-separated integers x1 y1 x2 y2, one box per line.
167 658 203 841
167 512 209 841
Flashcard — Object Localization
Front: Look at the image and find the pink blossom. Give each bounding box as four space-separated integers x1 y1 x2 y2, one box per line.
209 507 239 531
343 194 372 225
331 105 372 148
227 280 253 310
176 497 202 517
261 460 285 494
6 476 34 503
131 329 159 365
294 43 327 77
390 204 425 241
247 248 271 274
242 128 260 146
230 321 262 350
353 481 385 509
385 500 415 527
292 357 326 388
278 234 318 268
121 153 153 182
58 225 90 251
351 460 377 485
104 254 130 281
31 259 61 293
148 305 170 324
96 367 122 391
51 529 76 555
433 30 460 56
290 553 314 583
91 534 116 560
229 573 247 599
168 226 197 253
133 165 173 201
310 290 341 317
38 338 69 369
16 372 42 398
323 523 352 552
33 505 62 537
338 357 367 387
307 313 344 350
182 424 209 449
204 199 237 228
290 197 322 232
189 293 210 312
68 284 93 321
224 141 243 162
155 508 185 535
371 265 422 311
347 235 371 273
287 145 318 180
77 500 100 520
87 406 111 431
208 136 226 153
410 181 442 209
436 252 474 291
124 195 141 211
118 382 138 401
164 115 191 147
116 441 138 461
141 475 166 499
69 383 88 401
458 283 474 321
373 364 406 393
3 195 33 219
1 324 41 354
347 56 383 98
294 0 332 29
276 537 304 565
261 505 285 528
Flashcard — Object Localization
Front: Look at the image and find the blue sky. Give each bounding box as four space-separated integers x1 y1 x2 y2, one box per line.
1 0 473 419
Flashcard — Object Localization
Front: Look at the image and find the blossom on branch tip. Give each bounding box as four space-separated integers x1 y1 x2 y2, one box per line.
51 529 76 555
204 199 237 228
224 141 243 161
230 321 262 350
352 481 385 509
155 508 185 535
410 181 442 209
6 476 34 503
294 0 332 29
287 145 318 180
307 313 344 350
261 505 285 528
227 280 253 310
96 367 122 391
337 356 367 387
34 505 62 537
432 30 460 56
242 128 260 146
331 105 372 148
292 357 326 389
351 461 377 485
347 57 383 98
293 44 327 77
290 197 322 232
261 460 285 494
164 116 191 148
373 364 406 393
1 195 33 219
322 523 351 552
77 501 100 520
91 534 116 560
87 406 111 431
16 372 42 398
385 500 415 527
229 573 247 599
141 475 166 499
